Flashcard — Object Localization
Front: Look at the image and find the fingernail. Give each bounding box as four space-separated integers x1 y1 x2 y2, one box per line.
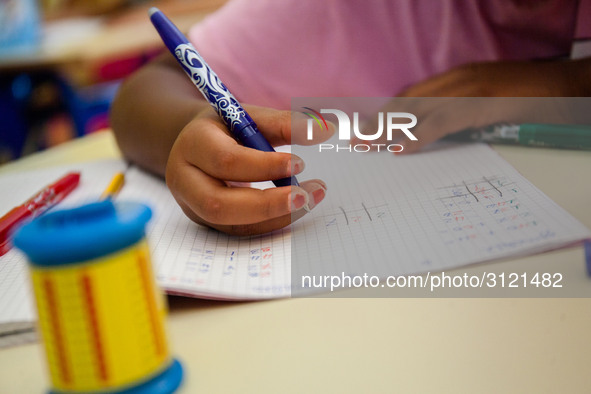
327 121 338 133
312 187 326 205
290 157 305 175
306 183 327 210
290 190 309 211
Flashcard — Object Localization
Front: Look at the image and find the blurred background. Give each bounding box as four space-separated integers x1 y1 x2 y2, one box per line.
0 0 226 164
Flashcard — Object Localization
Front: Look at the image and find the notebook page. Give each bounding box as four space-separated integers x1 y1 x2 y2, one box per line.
291 142 591 292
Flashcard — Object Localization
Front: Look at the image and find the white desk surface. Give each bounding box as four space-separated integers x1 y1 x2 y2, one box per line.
0 131 590 393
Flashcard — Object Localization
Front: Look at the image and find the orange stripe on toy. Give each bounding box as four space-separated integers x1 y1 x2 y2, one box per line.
43 278 71 386
81 274 109 384
137 252 166 357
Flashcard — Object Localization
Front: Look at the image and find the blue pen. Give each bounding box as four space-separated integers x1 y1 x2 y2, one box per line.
149 7 298 187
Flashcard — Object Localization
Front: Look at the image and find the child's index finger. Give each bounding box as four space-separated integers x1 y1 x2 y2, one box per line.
245 106 336 146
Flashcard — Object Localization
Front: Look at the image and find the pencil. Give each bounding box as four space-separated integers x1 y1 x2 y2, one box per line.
100 172 125 200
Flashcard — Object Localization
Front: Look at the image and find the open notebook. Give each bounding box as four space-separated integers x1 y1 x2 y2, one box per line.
0 142 589 346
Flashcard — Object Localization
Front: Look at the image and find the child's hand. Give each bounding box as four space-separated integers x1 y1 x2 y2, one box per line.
165 105 334 235
353 59 588 153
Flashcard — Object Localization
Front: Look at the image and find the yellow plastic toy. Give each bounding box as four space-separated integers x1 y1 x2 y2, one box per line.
15 200 183 394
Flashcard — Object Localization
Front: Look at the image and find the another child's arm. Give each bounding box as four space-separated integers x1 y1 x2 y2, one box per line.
396 58 591 153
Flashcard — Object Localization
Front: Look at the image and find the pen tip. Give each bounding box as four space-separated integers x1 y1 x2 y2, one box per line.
148 7 159 17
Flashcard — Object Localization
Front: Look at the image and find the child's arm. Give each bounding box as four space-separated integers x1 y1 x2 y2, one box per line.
111 53 205 177
395 58 591 153
110 53 333 235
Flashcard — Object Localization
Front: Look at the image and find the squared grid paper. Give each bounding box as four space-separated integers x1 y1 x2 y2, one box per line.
291 142 591 293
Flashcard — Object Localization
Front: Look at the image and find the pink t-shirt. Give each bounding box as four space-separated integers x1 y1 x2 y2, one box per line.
189 0 580 109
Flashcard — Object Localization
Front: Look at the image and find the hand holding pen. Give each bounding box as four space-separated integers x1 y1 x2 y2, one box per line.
146 8 333 235
165 104 332 235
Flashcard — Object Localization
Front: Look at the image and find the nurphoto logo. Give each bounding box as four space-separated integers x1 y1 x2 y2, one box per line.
302 107 418 153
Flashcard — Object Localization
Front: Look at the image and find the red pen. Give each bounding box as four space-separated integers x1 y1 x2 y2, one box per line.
0 172 80 256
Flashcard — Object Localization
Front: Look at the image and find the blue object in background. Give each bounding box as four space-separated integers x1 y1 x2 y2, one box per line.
0 72 119 162
0 0 41 57
0 74 31 161
60 79 120 136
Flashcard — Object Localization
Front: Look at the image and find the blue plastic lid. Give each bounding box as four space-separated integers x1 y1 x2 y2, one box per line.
14 200 152 266
49 358 184 394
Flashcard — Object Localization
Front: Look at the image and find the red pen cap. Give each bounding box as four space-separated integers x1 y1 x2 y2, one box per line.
0 172 81 256
49 172 81 204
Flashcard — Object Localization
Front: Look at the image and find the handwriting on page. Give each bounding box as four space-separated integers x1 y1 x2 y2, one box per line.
149 220 290 298
158 245 276 282
312 175 557 256
293 169 568 286
321 203 390 227
436 176 555 253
